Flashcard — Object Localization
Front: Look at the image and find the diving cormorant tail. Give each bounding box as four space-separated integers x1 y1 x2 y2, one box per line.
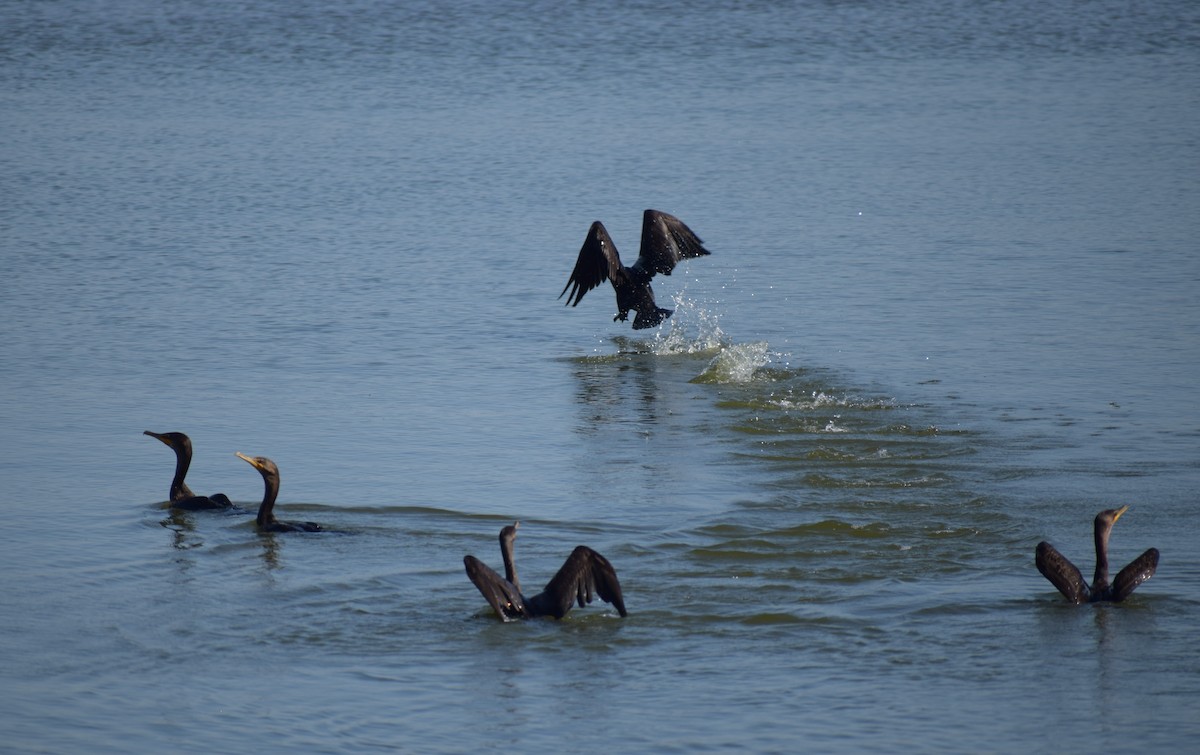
235 452 322 533
559 209 711 330
144 430 234 510
464 521 627 620
1035 505 1159 603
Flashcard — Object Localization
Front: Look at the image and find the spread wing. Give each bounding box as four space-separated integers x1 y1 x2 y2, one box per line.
1035 541 1089 603
1111 547 1159 602
560 221 625 307
637 209 711 276
464 555 527 621
535 546 627 619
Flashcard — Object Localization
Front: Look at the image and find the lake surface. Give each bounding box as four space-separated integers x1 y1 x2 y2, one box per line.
2 0 1199 751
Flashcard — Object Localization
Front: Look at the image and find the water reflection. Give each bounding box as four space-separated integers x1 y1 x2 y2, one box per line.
572 349 664 432
159 508 203 551
257 532 283 571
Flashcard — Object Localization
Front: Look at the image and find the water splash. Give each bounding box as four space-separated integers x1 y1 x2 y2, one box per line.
694 341 773 384
651 292 726 355
642 292 779 383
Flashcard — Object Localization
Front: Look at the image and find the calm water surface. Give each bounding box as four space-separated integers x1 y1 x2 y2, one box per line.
2 1 1199 751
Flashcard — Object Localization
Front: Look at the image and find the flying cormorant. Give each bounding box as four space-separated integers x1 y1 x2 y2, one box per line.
559 209 711 330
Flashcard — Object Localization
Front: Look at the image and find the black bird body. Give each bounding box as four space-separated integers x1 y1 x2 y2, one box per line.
560 209 711 330
144 430 234 510
1035 505 1159 603
464 522 627 621
235 452 323 533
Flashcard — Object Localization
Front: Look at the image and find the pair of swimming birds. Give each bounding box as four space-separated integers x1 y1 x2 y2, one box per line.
145 430 321 533
467 507 1159 615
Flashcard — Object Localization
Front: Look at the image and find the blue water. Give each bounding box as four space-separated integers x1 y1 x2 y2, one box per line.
2 0 1199 751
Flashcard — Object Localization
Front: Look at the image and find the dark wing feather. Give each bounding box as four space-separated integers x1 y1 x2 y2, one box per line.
464 555 526 621
637 209 711 276
560 221 625 307
1036 541 1089 603
537 546 627 619
1110 547 1159 602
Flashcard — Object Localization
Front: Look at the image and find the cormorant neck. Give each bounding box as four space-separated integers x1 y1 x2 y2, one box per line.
501 534 521 595
170 446 196 501
1092 518 1112 589
256 475 279 528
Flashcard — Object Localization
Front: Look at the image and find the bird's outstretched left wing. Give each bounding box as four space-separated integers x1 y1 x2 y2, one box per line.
1035 541 1089 603
560 221 625 307
537 546 628 619
637 209 711 276
1111 547 1159 602
464 555 526 621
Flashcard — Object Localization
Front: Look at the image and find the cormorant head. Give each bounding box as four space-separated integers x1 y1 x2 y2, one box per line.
144 430 192 454
235 452 279 483
1095 505 1130 529
500 521 520 544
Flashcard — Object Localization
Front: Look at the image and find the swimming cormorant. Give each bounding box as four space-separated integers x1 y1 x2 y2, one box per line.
1035 505 1159 603
144 430 234 510
235 452 323 533
464 521 627 620
559 209 712 330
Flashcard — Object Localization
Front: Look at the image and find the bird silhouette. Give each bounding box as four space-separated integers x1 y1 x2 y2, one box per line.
464 521 627 620
560 209 711 329
235 452 323 533
1035 505 1158 603
144 430 235 510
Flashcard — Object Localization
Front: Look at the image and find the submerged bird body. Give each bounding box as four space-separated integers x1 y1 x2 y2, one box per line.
560 209 711 330
464 522 627 620
144 430 234 510
235 452 322 533
1035 505 1159 603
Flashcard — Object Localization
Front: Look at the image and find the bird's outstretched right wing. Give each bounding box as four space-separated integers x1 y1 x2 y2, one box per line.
1036 541 1089 603
1111 547 1159 602
537 546 628 619
464 555 526 621
560 221 625 307
637 209 711 276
